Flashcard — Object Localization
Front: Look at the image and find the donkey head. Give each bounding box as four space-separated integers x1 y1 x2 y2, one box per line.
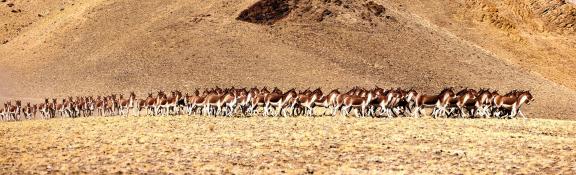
406 89 418 102
521 91 534 105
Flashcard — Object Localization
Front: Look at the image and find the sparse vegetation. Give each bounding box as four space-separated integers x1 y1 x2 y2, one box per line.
1 116 574 174
0 0 575 173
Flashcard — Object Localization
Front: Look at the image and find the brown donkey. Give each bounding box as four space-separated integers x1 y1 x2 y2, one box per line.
185 89 205 116
22 102 34 120
493 90 534 118
203 91 222 116
38 98 51 119
341 90 373 117
248 87 267 115
144 93 157 116
219 90 238 116
297 88 320 116
474 89 492 118
446 88 476 118
263 88 285 117
409 88 455 118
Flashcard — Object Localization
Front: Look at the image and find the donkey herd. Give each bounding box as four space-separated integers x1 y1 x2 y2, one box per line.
0 86 534 121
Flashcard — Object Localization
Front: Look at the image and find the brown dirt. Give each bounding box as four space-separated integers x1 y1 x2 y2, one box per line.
0 0 574 119
0 0 76 44
384 0 576 96
1 116 575 174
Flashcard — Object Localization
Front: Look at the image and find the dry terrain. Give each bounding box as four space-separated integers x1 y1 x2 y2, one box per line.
386 0 576 89
0 0 575 119
0 116 575 174
1 0 576 173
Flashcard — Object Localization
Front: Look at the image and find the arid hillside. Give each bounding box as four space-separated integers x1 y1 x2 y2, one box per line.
0 0 575 119
385 0 576 89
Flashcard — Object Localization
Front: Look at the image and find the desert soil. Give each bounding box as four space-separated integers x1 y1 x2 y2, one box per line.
1 0 576 174
0 116 575 174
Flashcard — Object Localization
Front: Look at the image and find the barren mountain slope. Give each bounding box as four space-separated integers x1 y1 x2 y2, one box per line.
0 0 574 119
384 0 576 90
0 0 76 44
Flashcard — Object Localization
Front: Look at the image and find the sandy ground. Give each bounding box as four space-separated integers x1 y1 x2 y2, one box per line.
0 116 575 174
1 1 575 174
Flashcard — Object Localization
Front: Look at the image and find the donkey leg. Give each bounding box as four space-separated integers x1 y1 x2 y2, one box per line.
518 110 526 119
484 107 491 118
510 107 518 119
205 106 211 116
417 107 424 118
385 108 393 118
391 108 399 118
263 103 268 117
231 106 236 117
272 106 279 117
485 106 492 118
476 107 482 117
459 108 466 118
309 106 315 117
431 108 438 118
341 106 348 117
282 107 288 117
441 107 449 118
330 105 337 116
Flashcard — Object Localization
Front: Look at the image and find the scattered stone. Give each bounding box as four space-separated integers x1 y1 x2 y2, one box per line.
306 166 315 174
451 150 467 157
236 0 295 25
136 137 145 144
364 1 385 16
317 9 333 22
